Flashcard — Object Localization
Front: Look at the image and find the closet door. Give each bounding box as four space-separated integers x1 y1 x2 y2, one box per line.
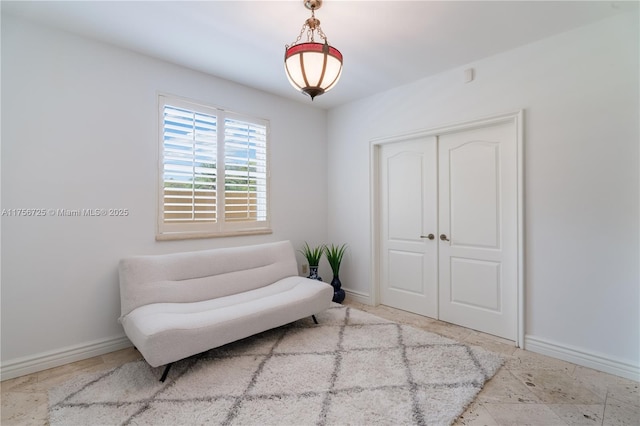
379 137 438 318
437 121 518 340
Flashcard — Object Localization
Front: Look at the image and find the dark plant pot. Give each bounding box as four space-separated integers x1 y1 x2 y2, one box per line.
308 266 322 281
331 274 346 304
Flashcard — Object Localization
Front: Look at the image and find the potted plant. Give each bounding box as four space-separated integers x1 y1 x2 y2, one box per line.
299 242 325 281
324 243 347 303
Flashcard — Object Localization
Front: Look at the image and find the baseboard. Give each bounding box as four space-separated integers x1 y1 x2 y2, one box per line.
344 287 371 305
524 335 639 382
0 335 132 381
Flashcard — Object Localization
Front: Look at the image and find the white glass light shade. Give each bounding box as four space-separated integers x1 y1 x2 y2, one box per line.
284 42 343 100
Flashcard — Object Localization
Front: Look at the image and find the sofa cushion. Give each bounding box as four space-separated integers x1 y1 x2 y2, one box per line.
119 241 298 317
121 276 332 367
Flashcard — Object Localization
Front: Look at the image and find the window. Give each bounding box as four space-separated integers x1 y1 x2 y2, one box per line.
157 95 270 239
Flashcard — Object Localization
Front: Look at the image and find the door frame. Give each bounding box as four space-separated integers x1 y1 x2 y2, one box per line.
369 110 525 347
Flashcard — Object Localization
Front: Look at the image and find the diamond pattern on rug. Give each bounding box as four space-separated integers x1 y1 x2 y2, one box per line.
49 304 503 426
406 345 488 386
162 355 264 399
273 325 341 354
342 323 401 350
324 387 417 425
334 347 408 389
232 393 326 425
250 353 336 395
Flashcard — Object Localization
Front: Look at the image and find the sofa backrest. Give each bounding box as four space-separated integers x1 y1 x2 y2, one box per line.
118 240 299 317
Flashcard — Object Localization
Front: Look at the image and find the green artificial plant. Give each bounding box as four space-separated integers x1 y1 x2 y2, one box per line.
299 242 325 267
324 243 348 276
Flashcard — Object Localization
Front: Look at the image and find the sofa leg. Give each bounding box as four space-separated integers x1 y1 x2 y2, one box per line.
160 363 173 382
312 315 318 324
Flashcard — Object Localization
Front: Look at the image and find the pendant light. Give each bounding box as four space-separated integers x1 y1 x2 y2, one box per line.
284 0 343 100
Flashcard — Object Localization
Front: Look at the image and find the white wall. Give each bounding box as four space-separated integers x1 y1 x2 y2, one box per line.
2 11 638 382
1 15 328 377
327 13 639 379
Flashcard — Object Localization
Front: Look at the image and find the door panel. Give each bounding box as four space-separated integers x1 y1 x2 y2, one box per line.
438 122 517 340
449 142 500 248
388 154 424 240
450 257 501 311
388 250 425 294
379 138 438 318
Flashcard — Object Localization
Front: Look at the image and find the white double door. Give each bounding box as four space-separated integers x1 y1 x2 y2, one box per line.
379 120 518 340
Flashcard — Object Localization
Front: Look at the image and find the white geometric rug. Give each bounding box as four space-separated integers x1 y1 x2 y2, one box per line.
49 304 503 425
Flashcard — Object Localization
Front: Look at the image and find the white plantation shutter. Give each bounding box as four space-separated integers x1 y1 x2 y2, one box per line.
162 104 217 223
158 95 270 239
224 116 268 223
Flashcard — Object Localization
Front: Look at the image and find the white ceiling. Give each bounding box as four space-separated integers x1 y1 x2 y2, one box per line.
3 1 636 109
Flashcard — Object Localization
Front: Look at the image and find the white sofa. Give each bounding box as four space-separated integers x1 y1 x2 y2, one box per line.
118 240 333 381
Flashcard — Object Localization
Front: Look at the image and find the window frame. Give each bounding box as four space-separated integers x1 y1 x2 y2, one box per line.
156 94 271 240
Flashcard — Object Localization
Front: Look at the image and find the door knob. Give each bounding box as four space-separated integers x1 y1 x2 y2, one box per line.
440 234 450 241
420 234 435 240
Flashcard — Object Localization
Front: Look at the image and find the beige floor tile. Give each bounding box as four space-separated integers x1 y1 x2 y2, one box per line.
35 356 104 382
100 347 141 367
0 390 49 425
602 399 640 425
453 400 498 426
547 404 605 425
509 370 603 405
0 374 39 393
484 402 567 425
462 331 519 358
506 349 577 375
477 368 542 404
572 365 639 401
455 400 499 425
421 320 476 342
606 382 640 407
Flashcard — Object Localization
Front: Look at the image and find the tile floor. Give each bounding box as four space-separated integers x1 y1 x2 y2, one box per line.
1 300 638 425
